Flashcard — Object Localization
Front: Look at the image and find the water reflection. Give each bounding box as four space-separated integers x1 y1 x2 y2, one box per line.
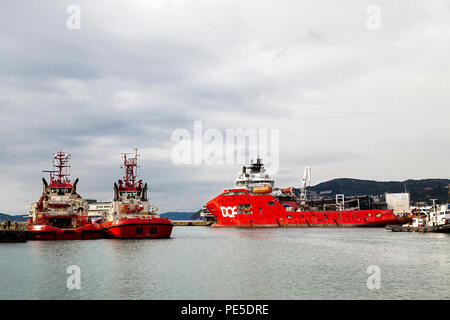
1 227 449 299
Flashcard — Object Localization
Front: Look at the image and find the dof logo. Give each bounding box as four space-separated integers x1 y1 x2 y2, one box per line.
221 206 237 218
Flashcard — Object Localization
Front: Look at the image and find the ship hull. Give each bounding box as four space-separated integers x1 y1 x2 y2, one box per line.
101 217 173 239
26 224 102 240
206 193 400 228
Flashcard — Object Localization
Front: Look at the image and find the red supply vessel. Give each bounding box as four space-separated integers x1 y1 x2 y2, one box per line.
100 149 173 239
27 151 102 240
206 158 401 228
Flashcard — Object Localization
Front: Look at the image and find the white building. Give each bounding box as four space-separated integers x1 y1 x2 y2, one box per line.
87 201 111 218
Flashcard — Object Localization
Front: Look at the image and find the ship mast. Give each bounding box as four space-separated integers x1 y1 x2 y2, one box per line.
121 148 139 188
43 151 71 185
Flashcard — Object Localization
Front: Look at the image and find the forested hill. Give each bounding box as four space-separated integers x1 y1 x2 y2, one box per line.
0 213 28 222
307 178 450 203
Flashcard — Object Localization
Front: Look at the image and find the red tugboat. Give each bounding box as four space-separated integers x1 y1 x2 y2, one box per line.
100 149 173 239
27 152 102 240
206 158 401 228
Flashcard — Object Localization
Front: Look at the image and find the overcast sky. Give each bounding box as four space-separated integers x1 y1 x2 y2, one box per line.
1 1 449 214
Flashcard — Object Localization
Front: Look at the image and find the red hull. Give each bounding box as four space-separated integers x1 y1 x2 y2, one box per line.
101 217 173 239
27 224 102 240
206 191 400 227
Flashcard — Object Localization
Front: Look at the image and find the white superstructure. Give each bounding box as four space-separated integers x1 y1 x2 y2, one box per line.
234 158 274 189
428 204 450 227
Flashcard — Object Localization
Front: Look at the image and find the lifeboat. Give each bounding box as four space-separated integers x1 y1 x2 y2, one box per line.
253 185 272 194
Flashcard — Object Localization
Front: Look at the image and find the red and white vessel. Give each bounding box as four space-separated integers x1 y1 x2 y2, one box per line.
206 158 401 227
100 149 173 239
27 151 102 240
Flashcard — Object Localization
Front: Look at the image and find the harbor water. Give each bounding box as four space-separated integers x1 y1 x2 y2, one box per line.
0 227 449 300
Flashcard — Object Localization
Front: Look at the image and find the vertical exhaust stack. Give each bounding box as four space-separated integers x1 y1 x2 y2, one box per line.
72 178 79 194
42 178 49 194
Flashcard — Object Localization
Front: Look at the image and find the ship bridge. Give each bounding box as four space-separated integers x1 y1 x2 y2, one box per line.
234 158 274 189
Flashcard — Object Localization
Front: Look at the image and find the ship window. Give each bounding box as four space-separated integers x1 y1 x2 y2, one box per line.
375 213 381 217
238 204 252 214
268 202 276 206
136 227 143 234
229 191 247 195
150 227 157 234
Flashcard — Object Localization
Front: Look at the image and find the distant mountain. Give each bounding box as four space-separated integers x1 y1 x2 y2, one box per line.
307 178 450 203
0 213 29 222
160 211 195 220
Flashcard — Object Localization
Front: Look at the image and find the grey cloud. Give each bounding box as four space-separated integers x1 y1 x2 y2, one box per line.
0 1 449 213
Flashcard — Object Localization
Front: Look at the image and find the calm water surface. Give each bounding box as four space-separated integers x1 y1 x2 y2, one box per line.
1 227 449 299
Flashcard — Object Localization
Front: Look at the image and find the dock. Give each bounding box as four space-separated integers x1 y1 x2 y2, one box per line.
172 220 214 226
0 230 30 243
